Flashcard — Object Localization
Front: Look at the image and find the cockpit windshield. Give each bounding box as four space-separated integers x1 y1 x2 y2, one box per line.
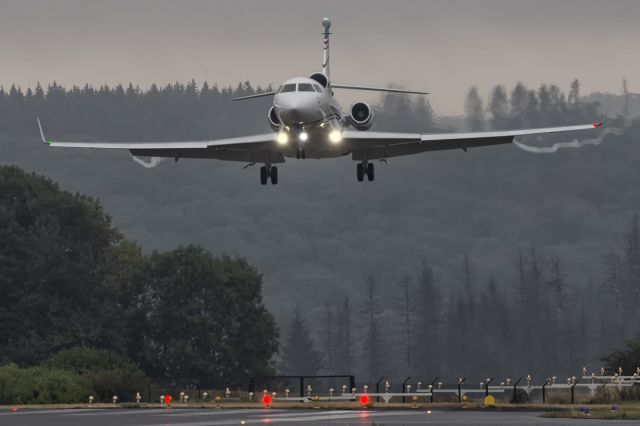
298 83 315 92
279 84 297 93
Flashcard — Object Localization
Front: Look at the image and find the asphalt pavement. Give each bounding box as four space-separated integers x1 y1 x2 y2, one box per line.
0 408 627 425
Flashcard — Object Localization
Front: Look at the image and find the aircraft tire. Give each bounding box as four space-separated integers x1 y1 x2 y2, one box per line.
356 163 364 182
260 166 268 185
270 166 278 185
367 163 375 181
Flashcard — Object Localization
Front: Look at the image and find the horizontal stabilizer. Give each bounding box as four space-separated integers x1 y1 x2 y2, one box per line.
331 83 428 95
233 91 276 101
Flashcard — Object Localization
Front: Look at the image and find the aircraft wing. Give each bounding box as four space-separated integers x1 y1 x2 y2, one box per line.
38 119 284 163
342 120 605 161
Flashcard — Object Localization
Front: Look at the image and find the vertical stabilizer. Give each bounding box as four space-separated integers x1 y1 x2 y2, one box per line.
322 18 331 81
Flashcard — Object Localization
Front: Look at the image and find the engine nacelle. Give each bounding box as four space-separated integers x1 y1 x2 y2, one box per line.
267 106 281 131
349 102 374 131
309 72 328 88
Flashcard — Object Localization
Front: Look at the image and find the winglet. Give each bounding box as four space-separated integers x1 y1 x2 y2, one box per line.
593 108 608 128
37 118 51 144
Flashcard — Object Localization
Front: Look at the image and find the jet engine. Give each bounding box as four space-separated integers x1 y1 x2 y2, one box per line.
267 106 281 131
349 102 374 131
309 72 328 88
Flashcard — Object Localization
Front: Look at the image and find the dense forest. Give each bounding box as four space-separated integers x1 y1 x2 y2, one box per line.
0 166 278 390
2 78 640 386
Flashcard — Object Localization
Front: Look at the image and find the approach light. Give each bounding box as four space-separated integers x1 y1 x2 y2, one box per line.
262 394 272 406
329 130 342 143
299 131 309 142
277 132 288 145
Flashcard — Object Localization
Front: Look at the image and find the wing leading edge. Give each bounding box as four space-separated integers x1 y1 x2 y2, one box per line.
343 119 605 161
37 118 285 163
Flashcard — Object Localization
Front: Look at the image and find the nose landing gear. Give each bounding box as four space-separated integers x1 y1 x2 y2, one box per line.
356 161 374 182
260 164 278 185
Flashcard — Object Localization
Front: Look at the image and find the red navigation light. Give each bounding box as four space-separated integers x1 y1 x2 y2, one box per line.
359 395 370 405
593 122 599 127
262 394 272 405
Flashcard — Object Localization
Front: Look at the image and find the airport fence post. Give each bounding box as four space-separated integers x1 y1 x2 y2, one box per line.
485 377 494 397
1 379 4 404
401 376 410 403
147 380 151 403
571 379 579 404
375 377 384 402
512 378 521 403
429 377 438 403
299 377 304 398
349 376 356 392
457 377 466 403
249 377 255 394
542 378 551 404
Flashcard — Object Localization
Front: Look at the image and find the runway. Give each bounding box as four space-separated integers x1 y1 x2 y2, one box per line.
0 408 625 425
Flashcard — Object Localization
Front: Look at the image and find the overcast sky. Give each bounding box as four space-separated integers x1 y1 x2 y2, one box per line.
0 0 638 114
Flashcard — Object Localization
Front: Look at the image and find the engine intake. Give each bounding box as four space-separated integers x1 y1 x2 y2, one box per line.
268 106 281 131
309 72 328 88
349 102 374 130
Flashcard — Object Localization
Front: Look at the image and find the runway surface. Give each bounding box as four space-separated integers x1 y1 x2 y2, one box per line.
0 408 625 425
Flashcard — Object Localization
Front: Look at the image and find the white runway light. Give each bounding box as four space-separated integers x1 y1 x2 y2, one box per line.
299 131 308 141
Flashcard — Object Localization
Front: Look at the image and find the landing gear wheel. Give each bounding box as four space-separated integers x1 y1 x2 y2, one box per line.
260 166 268 185
356 163 364 182
270 166 278 185
367 163 375 181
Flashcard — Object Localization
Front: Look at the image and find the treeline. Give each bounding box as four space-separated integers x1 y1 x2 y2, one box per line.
465 79 600 130
0 166 278 388
281 215 640 383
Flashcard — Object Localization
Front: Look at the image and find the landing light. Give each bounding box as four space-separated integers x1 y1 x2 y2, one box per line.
329 130 342 143
299 131 309 142
277 132 288 145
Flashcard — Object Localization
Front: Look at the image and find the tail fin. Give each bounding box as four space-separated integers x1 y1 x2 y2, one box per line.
322 18 331 80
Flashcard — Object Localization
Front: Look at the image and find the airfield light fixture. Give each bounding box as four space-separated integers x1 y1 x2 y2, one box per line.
299 131 309 142
277 132 288 145
329 130 342 143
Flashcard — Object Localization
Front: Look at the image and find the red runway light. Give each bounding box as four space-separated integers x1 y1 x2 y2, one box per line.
11 407 17 412
164 395 172 404
262 394 272 405
359 395 369 405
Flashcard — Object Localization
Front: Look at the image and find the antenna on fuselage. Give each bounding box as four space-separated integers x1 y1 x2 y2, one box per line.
322 18 331 81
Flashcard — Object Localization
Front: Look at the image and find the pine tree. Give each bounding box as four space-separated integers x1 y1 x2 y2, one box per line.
464 86 485 131
282 305 322 375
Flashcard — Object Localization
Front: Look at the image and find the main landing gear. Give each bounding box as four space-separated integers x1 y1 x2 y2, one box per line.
356 161 374 182
260 164 278 185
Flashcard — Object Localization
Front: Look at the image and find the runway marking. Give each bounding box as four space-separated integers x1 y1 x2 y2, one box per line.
156 409 277 417
0 408 107 416
71 408 179 416
136 411 425 426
